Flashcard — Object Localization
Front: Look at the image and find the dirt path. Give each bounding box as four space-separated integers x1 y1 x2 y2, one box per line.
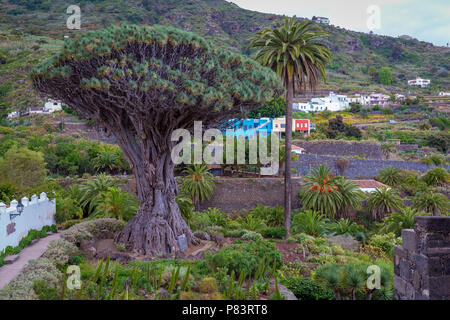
0 233 60 291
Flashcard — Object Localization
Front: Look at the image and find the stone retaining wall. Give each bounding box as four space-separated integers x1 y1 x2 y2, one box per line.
394 216 450 300
293 154 447 179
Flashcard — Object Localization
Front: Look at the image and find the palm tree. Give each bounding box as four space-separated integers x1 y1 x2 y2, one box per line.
93 150 120 174
278 145 299 176
422 167 450 187
299 165 342 216
93 186 138 221
376 166 403 186
334 177 365 218
367 187 404 220
249 17 332 239
413 192 449 216
380 143 396 160
79 173 116 215
181 164 216 210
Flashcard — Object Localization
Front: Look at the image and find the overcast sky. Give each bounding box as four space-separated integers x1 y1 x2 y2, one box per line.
228 0 449 46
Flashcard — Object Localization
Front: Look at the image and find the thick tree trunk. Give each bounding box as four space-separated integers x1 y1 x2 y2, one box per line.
114 131 197 256
284 77 294 239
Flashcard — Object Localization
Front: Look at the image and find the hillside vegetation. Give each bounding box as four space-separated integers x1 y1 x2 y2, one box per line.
0 0 449 113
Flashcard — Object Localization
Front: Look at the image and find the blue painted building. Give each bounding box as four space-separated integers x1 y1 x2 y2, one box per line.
222 118 273 138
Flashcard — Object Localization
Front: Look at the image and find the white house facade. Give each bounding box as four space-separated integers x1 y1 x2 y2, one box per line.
408 77 431 88
293 92 349 112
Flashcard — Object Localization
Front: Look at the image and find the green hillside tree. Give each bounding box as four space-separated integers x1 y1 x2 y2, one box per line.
378 67 392 85
0 146 47 191
32 24 281 255
249 18 331 239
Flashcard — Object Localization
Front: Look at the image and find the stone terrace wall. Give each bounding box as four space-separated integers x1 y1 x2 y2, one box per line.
294 140 383 159
198 178 303 214
293 154 446 179
394 216 450 300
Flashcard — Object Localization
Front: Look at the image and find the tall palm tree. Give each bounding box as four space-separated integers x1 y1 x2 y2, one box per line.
367 187 404 220
299 165 342 216
413 192 449 216
334 177 365 218
299 165 365 218
249 17 332 239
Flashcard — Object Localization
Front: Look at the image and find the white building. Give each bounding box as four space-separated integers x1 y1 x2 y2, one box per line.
312 16 330 25
7 111 19 119
44 99 62 113
408 77 431 88
348 92 391 106
293 92 349 112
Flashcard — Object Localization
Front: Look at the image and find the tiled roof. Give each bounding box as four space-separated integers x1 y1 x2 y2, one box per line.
351 180 388 188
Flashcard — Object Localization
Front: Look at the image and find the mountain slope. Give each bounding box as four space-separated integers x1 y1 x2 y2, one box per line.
0 0 449 113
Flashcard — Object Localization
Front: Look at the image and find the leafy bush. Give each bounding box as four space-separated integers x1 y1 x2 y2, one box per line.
206 240 282 277
0 258 62 300
248 204 284 227
282 276 334 300
235 214 267 233
366 233 401 258
61 218 125 244
262 227 286 239
241 231 263 241
291 210 329 236
328 219 364 237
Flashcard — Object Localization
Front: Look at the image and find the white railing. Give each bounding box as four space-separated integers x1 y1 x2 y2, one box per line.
0 193 56 253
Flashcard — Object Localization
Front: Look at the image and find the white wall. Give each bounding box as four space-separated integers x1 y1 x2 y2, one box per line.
0 193 55 253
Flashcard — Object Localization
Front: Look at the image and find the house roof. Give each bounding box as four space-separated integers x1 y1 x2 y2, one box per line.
206 164 222 169
351 180 388 189
292 145 305 151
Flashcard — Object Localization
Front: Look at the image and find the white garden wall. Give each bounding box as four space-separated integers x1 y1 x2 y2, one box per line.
0 193 56 253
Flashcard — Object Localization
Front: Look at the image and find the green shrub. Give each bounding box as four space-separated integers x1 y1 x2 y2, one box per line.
33 280 58 300
41 239 79 266
223 229 246 238
366 233 401 258
0 258 62 300
262 227 286 239
282 276 334 300
248 204 284 227
61 218 125 244
206 240 282 277
291 210 329 236
241 230 263 241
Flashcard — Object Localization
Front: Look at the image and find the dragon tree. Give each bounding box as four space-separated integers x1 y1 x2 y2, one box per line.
32 24 282 255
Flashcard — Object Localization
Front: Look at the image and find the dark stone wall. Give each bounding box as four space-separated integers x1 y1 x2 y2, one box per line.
394 216 450 300
293 154 447 179
198 178 303 214
294 141 383 159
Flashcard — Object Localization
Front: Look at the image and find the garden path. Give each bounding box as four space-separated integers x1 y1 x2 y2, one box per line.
0 233 60 291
